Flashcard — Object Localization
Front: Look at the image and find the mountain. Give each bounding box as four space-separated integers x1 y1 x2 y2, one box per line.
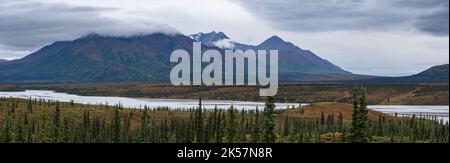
0 33 221 83
0 31 357 83
192 32 351 76
413 64 449 79
189 31 229 47
349 64 449 83
257 36 351 75
0 59 7 63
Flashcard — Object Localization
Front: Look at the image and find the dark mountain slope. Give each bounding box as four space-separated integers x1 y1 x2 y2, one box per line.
192 32 351 76
0 33 208 82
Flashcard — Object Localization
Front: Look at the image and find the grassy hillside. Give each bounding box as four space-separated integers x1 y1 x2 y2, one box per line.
280 102 398 123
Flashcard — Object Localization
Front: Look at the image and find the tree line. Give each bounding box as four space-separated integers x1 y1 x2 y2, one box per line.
0 88 448 143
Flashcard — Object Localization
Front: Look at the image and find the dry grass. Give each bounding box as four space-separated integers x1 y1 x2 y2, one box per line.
1 83 447 105
278 102 399 123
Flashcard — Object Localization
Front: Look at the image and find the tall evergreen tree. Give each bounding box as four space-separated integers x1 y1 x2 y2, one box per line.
1 112 11 143
349 87 370 143
27 98 33 113
215 111 223 143
251 108 261 143
262 97 276 143
376 114 384 136
16 115 26 143
37 115 51 143
141 108 150 142
240 109 246 143
186 112 195 143
212 106 219 141
225 105 237 143
320 112 325 133
195 98 205 143
51 101 61 141
205 115 213 143
112 108 121 143
283 115 290 137
338 112 344 133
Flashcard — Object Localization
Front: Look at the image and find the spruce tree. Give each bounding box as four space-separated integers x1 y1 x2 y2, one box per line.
240 109 246 143
225 105 237 143
320 112 325 133
262 97 276 143
112 108 121 143
27 98 33 113
283 115 289 137
1 112 11 143
186 112 195 143
338 112 344 133
141 108 150 142
52 101 61 141
16 115 26 143
82 111 91 142
251 108 261 143
205 115 213 143
377 114 383 136
195 98 204 143
215 111 223 143
213 106 219 141
349 87 370 143
37 115 51 143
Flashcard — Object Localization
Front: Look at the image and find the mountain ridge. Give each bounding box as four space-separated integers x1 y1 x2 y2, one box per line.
345 64 449 83
1 31 445 83
189 31 230 47
0 33 208 82
192 32 351 75
0 31 354 83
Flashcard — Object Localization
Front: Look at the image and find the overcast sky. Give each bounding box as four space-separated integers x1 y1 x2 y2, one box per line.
0 0 448 76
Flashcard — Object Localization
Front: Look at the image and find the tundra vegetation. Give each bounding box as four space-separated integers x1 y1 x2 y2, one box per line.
1 83 447 105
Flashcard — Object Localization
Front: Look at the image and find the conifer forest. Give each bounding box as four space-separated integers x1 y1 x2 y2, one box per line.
0 88 448 143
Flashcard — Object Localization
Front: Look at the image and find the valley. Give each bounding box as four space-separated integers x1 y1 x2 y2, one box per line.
1 83 447 105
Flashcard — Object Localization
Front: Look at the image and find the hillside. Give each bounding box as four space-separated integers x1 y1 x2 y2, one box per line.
0 33 221 83
281 102 398 123
413 64 449 79
351 64 449 83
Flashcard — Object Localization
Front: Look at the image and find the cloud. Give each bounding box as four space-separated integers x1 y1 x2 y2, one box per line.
0 0 178 58
0 0 447 76
415 6 449 36
213 39 235 49
232 0 449 36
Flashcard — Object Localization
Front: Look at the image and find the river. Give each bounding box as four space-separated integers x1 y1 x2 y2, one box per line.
0 90 306 110
1 90 448 122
